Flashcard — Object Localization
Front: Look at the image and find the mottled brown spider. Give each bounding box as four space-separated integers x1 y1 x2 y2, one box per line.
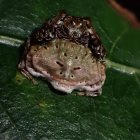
18 11 106 96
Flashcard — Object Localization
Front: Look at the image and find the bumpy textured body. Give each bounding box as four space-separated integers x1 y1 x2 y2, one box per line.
18 11 106 96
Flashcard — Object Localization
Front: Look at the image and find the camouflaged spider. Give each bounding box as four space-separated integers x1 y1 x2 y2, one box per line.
18 11 106 96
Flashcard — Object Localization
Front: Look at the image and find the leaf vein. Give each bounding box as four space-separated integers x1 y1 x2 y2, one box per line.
0 35 23 47
109 28 128 58
106 59 140 75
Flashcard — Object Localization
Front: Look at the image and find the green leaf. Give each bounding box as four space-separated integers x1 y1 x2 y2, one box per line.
0 0 140 139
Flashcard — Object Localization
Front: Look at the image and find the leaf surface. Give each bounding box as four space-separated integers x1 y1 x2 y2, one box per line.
0 0 140 139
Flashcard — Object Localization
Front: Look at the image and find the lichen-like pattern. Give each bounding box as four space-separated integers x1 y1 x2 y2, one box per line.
30 11 106 60
18 11 106 96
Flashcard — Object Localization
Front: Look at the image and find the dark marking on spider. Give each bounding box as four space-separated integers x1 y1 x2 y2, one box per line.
30 11 106 60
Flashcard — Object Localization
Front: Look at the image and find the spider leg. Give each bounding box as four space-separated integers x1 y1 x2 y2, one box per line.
18 61 37 85
77 89 102 97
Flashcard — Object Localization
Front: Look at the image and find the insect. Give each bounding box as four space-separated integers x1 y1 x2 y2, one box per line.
18 11 106 96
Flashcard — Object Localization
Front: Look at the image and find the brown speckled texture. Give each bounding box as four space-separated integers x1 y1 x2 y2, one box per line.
18 11 106 96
